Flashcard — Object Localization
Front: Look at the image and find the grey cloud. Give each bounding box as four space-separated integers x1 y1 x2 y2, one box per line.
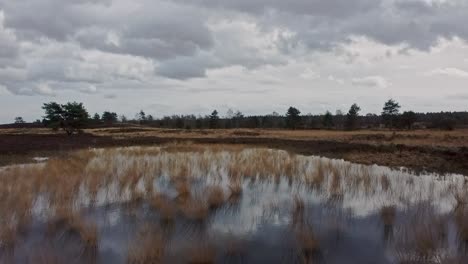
177 0 379 18
156 55 217 79
0 0 468 91
351 76 389 89
180 0 468 52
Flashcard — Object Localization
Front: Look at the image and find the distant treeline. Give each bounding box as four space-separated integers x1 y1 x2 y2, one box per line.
5 100 468 134
134 111 468 131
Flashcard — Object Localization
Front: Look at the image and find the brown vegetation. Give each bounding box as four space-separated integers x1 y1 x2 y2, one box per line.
127 226 165 264
2 127 468 175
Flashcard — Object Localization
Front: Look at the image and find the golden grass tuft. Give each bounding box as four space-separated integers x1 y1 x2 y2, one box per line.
150 194 176 222
206 186 225 209
228 180 243 203
180 198 209 221
296 226 320 262
175 180 191 202
292 196 305 227
0 225 17 250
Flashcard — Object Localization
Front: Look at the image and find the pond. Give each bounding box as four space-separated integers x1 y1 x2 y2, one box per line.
0 144 467 263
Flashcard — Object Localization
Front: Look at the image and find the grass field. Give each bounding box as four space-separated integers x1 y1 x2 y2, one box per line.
1 127 468 175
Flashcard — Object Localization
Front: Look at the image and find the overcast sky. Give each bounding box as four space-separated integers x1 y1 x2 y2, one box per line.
1 0 468 123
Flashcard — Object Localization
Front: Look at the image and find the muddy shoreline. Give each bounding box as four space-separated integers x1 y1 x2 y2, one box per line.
1 133 467 175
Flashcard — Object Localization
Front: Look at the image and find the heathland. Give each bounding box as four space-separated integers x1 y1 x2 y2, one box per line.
1 127 468 175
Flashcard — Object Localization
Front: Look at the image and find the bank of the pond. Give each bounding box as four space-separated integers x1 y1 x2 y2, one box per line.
1 133 467 176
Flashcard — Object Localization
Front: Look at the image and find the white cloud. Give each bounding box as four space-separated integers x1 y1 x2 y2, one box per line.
351 76 389 89
0 85 11 95
35 83 56 96
425 67 468 78
300 68 320 79
327 75 344 85
80 85 98 94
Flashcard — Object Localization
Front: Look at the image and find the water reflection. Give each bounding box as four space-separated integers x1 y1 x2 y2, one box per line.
0 145 467 263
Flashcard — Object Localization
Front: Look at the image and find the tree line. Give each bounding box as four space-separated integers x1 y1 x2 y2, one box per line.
8 100 468 134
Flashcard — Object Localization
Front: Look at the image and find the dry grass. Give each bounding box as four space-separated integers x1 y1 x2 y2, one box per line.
381 174 391 192
394 206 448 263
76 127 468 149
150 194 176 222
0 143 465 261
127 226 165 264
185 242 216 264
0 225 17 250
228 180 243 199
47 209 99 253
292 196 305 227
381 206 396 226
175 180 191 202
206 186 225 209
454 207 468 244
295 226 320 263
180 197 209 221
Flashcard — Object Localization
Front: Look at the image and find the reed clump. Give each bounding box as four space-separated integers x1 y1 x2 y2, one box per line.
150 194 176 222
206 186 225 209
127 227 165 264
455 207 468 245
180 198 209 221
228 180 243 203
295 226 321 263
175 180 191 202
292 196 305 227
0 225 17 250
380 174 391 192
381 205 396 226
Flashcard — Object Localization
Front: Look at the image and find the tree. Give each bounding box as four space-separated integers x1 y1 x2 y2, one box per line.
14 117 25 124
209 110 219 129
92 113 101 122
345 103 361 130
322 111 334 129
147 115 154 122
120 115 128 123
102 111 118 124
137 110 146 121
382 99 401 128
286 107 301 129
226 109 235 119
401 111 417 129
42 102 89 135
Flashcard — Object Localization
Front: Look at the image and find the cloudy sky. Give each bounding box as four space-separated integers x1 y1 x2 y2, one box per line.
0 0 468 123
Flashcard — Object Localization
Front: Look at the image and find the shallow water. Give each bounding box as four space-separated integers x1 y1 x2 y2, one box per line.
1 146 467 263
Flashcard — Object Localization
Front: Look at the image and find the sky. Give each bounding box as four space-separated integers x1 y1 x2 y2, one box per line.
0 0 468 123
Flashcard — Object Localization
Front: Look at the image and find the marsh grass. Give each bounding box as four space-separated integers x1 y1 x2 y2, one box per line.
381 205 396 226
180 197 209 221
127 226 166 264
150 193 176 223
185 242 216 264
206 186 225 210
228 179 243 201
295 226 321 263
381 174 391 192
0 143 466 262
